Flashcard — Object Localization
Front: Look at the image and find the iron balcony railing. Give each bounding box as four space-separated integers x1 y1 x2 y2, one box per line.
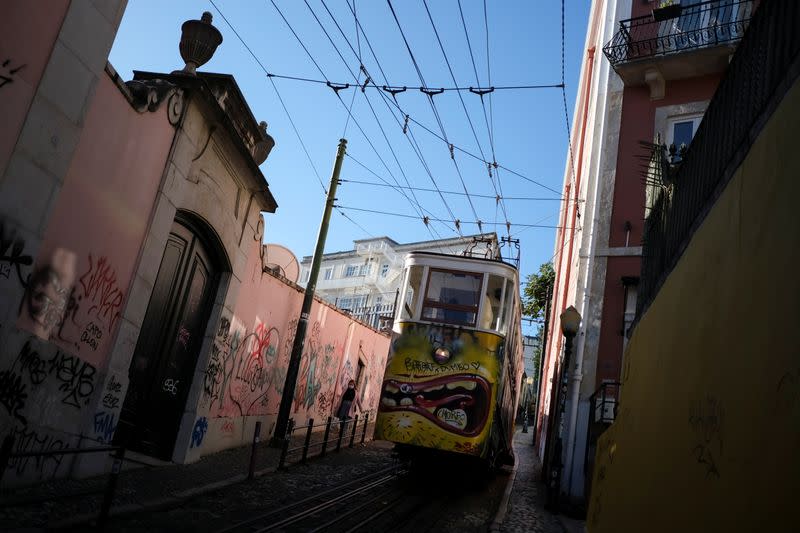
637 0 800 318
603 0 754 67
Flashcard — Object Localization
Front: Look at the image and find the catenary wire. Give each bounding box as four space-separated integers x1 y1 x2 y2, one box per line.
422 0 511 233
269 0 449 239
334 205 571 230
387 0 480 224
306 0 448 239
341 179 565 201
321 0 467 236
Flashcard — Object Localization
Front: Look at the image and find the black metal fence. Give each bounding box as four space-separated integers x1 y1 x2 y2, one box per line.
0 435 124 529
603 0 754 67
277 413 374 470
638 0 800 318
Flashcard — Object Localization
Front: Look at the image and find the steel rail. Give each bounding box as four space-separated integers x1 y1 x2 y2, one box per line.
213 463 405 533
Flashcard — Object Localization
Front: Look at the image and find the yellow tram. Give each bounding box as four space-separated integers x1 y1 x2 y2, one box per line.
375 251 523 467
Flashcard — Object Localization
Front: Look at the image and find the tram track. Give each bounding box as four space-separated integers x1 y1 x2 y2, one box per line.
214 461 409 533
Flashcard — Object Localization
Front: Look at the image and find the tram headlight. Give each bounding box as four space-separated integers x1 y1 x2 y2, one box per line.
433 346 451 364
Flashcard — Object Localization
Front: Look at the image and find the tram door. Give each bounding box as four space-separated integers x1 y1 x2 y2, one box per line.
117 218 219 459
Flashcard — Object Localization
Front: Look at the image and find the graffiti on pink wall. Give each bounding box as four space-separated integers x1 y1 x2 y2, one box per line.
15 251 126 364
202 315 290 418
201 307 389 428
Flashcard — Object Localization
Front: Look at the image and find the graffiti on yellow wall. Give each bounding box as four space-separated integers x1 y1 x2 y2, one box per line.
375 322 502 457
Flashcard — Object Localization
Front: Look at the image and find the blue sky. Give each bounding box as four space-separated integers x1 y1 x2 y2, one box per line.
109 0 590 332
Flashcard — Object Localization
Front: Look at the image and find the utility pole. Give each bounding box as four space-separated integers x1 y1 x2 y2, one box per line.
272 138 347 445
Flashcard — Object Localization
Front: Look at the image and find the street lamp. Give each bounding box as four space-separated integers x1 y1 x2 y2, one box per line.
546 305 582 511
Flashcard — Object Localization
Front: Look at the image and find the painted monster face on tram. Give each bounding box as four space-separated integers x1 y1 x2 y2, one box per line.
377 323 502 454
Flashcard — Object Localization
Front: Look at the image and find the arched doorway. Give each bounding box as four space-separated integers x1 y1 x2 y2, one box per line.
117 212 227 459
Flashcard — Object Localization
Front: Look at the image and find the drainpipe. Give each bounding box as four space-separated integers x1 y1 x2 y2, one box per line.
561 45 598 498
554 46 595 494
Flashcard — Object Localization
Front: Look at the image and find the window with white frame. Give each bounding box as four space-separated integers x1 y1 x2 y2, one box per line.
338 297 353 309
359 263 371 276
324 267 334 280
344 264 359 277
380 263 389 277
301 269 310 283
666 114 703 162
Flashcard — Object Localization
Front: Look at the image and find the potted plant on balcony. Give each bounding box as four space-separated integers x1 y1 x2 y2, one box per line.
652 1 682 22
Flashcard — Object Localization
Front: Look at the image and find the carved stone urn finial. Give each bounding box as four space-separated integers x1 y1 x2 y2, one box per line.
179 11 223 74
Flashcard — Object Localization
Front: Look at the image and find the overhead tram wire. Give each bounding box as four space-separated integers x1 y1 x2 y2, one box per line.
303 0 439 239
304 0 441 238
341 178 565 202
338 0 573 240
262 73 561 92
331 0 566 200
267 0 449 240
422 0 511 235
481 0 512 238
334 205 571 230
319 0 464 238
343 151 451 236
386 0 481 227
210 0 422 238
455 0 508 231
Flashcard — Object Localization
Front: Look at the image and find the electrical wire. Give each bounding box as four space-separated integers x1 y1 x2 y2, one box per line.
387 0 479 226
308 0 448 239
334 205 571 230
341 178 565 201
262 72 562 92
423 0 511 235
322 0 466 236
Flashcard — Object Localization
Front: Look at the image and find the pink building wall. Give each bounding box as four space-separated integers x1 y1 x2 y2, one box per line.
17 72 175 368
0 0 70 177
197 237 391 451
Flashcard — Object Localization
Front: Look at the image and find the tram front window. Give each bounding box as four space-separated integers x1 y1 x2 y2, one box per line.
421 269 482 326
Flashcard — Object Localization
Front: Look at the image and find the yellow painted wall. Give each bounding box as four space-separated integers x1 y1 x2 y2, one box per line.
587 80 800 532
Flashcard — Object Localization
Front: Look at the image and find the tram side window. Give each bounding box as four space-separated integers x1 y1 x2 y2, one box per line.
497 279 514 333
421 269 482 326
400 265 424 320
480 275 506 331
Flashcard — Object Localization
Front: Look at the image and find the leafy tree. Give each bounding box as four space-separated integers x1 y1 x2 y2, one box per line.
522 262 555 320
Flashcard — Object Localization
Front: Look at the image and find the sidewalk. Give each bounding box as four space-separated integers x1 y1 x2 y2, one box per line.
494 429 586 533
0 422 370 530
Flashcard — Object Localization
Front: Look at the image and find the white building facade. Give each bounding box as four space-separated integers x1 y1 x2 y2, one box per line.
299 234 499 329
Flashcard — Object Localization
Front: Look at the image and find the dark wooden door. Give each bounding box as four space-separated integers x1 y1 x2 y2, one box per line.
117 219 218 459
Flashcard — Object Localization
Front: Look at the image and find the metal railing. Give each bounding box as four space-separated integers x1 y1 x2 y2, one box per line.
0 434 125 530
348 304 395 330
638 0 800 318
603 0 754 67
278 413 374 470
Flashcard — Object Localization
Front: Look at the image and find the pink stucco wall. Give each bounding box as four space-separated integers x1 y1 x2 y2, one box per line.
0 0 70 177
200 238 391 444
17 71 175 367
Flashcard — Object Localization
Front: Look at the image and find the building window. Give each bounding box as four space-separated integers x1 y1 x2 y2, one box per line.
380 263 389 277
301 269 310 283
667 114 703 162
324 267 333 280
338 297 353 309
344 264 359 277
621 276 639 354
359 263 371 276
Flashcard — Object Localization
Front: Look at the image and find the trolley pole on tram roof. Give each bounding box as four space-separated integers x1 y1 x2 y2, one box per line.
272 138 347 446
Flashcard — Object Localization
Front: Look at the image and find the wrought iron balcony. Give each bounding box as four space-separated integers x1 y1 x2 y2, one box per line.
603 0 754 75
